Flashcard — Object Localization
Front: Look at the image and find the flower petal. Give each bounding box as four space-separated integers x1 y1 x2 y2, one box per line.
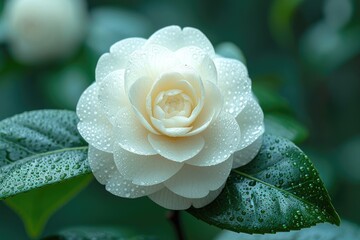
235 96 265 151
164 157 233 198
191 184 225 208
186 80 222 136
233 135 263 169
113 107 157 155
147 71 201 126
175 46 217 83
98 69 129 123
96 38 146 82
150 117 192 137
148 184 224 210
128 76 159 134
148 133 205 162
88 146 117 185
124 44 180 93
186 112 240 166
77 84 114 152
88 146 162 198
214 57 251 117
106 171 163 198
148 187 191 210
113 146 183 186
145 26 215 56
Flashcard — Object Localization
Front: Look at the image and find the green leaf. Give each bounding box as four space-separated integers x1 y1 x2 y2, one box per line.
189 135 340 234
5 174 92 238
42 226 157 240
0 110 91 199
252 83 291 114
216 220 360 240
264 113 308 144
269 0 303 47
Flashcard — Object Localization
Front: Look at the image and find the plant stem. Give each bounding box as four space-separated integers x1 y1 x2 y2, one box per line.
168 210 185 240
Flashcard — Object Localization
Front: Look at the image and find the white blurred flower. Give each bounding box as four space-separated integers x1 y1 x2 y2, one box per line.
77 26 264 210
3 0 87 63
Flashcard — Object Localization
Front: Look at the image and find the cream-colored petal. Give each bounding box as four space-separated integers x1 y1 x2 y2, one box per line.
149 72 198 105
186 112 240 166
76 84 113 152
182 27 215 56
113 146 183 186
235 96 265 151
148 133 205 162
106 171 163 198
88 146 117 185
128 76 159 134
96 38 146 82
98 69 129 123
233 135 263 169
165 157 233 198
175 46 217 83
148 70 205 130
148 71 198 120
191 184 225 208
150 117 192 137
185 80 222 136
145 26 215 56
113 107 157 155
148 185 224 210
148 187 191 210
88 145 162 198
214 57 251 117
124 44 180 93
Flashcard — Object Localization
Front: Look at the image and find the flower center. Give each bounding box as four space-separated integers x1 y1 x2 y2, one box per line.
154 89 193 119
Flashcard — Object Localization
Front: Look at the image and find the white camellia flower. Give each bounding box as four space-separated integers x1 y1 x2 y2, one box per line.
3 0 87 63
77 26 264 210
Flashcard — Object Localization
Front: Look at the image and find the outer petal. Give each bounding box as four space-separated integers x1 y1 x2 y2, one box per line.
214 57 251 117
113 107 157 155
96 38 146 82
113 146 183 186
145 26 215 56
106 171 163 198
88 146 162 198
124 44 180 93
235 96 265 151
98 69 129 123
148 187 191 210
191 184 225 208
88 145 117 185
165 157 233 198
128 76 159 134
185 80 223 136
175 46 217 83
148 184 225 210
233 135 263 169
77 84 114 152
148 133 205 162
186 112 240 166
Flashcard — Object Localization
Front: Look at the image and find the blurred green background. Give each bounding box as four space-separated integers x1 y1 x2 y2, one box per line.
1 0 360 239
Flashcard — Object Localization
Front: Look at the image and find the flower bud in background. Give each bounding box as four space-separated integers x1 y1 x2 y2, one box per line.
3 0 88 63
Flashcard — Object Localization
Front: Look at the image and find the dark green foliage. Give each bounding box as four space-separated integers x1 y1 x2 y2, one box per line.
0 110 91 199
189 135 340 234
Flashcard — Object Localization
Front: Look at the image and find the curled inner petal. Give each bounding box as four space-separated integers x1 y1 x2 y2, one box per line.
145 70 206 137
154 90 193 119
